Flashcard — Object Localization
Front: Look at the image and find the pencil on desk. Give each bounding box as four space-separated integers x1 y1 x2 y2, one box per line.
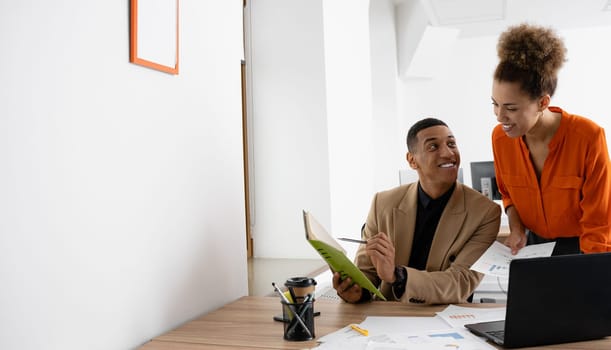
349 324 369 336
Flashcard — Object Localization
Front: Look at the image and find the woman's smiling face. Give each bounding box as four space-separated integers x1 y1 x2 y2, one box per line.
492 80 542 138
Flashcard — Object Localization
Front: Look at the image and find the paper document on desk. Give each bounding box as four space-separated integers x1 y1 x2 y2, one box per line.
436 304 505 329
471 241 555 278
316 315 496 350
317 316 450 344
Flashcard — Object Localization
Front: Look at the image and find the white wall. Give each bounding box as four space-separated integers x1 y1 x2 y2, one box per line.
0 1 247 349
248 0 332 258
249 0 401 259
395 0 428 78
323 0 377 258
369 0 405 191
398 34 499 185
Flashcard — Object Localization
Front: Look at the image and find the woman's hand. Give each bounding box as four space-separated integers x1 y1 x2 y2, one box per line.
504 230 527 254
504 206 527 254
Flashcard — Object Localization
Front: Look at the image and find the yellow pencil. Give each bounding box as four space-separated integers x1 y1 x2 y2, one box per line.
283 290 294 303
349 324 369 336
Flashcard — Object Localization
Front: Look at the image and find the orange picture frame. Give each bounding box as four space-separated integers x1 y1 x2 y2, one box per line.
130 0 179 74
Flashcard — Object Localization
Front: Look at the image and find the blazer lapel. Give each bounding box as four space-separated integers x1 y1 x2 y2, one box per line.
427 183 467 270
393 184 419 266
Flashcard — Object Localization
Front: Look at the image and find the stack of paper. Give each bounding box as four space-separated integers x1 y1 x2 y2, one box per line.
316 304 505 350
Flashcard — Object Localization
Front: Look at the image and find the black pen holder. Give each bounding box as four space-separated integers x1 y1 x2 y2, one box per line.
281 299 315 341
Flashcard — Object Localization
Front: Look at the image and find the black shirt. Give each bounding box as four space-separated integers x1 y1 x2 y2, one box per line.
408 182 456 270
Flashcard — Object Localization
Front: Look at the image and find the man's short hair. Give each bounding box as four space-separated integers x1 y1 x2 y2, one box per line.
406 118 448 153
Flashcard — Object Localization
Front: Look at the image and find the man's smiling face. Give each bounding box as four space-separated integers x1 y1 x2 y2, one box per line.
408 125 460 194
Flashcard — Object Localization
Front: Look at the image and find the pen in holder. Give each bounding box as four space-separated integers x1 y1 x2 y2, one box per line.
281 294 315 341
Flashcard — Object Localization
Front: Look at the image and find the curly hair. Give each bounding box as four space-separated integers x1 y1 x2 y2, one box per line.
494 23 567 99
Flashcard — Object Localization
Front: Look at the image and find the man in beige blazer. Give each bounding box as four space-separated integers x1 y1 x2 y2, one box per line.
334 118 501 305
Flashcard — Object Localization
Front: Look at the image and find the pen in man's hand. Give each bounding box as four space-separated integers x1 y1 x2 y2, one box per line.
338 237 367 244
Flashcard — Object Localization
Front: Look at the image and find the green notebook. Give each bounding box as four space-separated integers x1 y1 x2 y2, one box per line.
302 210 386 301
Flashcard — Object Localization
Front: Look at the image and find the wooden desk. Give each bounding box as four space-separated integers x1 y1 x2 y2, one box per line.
140 296 610 349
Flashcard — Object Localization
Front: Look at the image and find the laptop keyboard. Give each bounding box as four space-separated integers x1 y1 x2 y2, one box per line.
316 286 342 301
487 330 505 341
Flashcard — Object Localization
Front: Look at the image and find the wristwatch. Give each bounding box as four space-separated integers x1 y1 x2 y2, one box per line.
392 266 407 298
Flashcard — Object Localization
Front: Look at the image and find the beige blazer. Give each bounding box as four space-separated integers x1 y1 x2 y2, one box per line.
355 182 501 305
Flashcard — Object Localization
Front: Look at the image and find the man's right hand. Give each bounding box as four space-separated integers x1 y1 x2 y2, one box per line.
332 272 362 303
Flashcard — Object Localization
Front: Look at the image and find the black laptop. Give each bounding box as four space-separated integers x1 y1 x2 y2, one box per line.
465 252 611 348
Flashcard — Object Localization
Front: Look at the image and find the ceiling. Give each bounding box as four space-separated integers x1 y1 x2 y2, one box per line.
406 0 611 37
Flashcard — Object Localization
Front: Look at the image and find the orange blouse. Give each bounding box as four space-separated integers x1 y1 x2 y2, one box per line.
492 106 611 253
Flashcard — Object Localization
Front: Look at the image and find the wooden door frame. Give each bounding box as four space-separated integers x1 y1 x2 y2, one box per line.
241 59 253 258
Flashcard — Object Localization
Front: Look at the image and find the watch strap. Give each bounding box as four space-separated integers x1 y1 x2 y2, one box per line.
392 266 407 299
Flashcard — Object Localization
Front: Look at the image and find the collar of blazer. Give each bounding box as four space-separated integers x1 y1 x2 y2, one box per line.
393 183 468 270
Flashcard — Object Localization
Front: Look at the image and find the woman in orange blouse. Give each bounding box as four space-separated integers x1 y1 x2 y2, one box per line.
491 23 611 254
